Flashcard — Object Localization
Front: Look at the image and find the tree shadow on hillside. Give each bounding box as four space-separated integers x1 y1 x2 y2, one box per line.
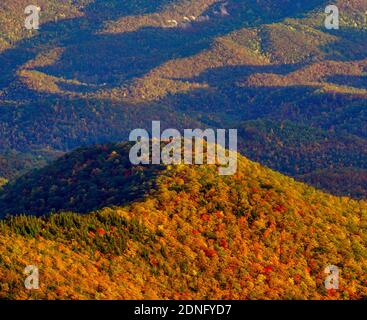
0 0 328 92
326 74 367 89
157 62 367 135
172 63 303 86
0 88 205 152
83 0 177 20
0 0 176 89
320 28 367 62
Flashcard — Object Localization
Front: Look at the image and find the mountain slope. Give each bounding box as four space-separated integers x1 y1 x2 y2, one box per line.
0 142 366 300
0 142 165 216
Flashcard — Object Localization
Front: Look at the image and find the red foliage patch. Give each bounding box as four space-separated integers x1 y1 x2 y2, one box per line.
274 204 287 213
263 266 273 273
97 228 106 236
204 248 217 258
219 239 228 249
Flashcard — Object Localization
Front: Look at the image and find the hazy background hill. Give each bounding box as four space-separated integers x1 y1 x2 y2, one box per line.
0 0 366 198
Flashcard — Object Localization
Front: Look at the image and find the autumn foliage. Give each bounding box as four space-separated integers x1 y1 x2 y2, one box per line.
0 144 366 300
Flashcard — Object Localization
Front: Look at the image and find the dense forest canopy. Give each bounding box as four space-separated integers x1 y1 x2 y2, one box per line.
0 0 366 301
0 142 366 299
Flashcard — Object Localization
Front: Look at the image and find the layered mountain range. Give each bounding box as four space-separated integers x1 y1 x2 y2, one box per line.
0 0 366 300
0 0 366 198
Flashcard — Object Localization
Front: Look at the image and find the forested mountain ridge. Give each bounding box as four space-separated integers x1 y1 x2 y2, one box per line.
0 142 366 299
0 0 366 198
0 142 165 217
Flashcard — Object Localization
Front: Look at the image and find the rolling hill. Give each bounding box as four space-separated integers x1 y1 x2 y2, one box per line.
0 142 165 216
0 142 366 299
0 0 366 198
